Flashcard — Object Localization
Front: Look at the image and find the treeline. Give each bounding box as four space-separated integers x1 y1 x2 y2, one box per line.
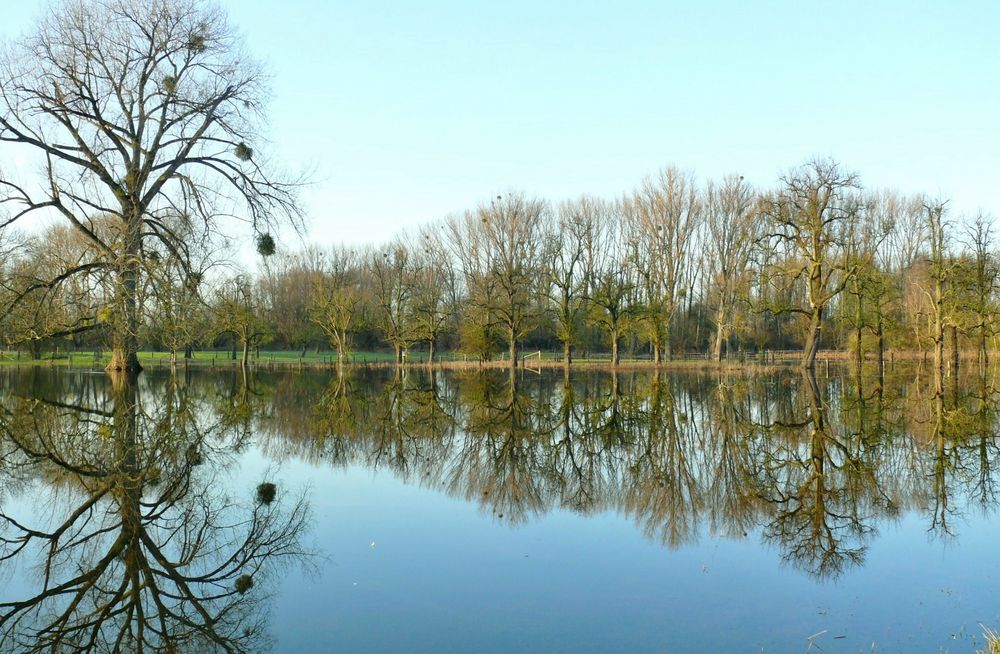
1 157 996 369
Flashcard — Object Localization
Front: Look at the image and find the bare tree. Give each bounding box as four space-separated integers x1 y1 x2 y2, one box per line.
704 175 760 361
145 255 206 367
0 0 301 372
411 225 458 364
879 192 927 275
867 191 925 363
545 196 600 366
919 200 954 391
310 246 363 368
842 191 894 367
763 158 862 369
214 274 271 368
624 167 700 362
587 201 637 367
369 241 418 363
447 192 547 367
0 223 110 357
259 246 325 355
144 231 222 366
960 213 999 366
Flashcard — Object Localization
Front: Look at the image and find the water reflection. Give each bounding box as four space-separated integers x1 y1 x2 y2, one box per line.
262 365 1000 581
2 362 999 652
0 370 311 653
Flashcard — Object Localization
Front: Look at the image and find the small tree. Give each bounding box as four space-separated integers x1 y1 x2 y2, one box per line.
587 203 637 367
214 275 270 368
704 175 760 361
545 197 600 366
961 213 999 366
447 192 548 367
410 226 458 364
310 247 363 367
368 242 418 362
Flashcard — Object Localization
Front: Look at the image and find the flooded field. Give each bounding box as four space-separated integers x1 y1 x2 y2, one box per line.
1 365 998 653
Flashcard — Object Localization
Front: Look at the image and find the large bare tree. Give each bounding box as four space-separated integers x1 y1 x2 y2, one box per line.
0 0 301 372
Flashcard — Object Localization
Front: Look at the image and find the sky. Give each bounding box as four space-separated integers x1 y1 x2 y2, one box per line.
1 0 998 253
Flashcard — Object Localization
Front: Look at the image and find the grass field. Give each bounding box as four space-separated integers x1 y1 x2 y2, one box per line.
2 347 972 370
0 350 752 368
0 348 754 369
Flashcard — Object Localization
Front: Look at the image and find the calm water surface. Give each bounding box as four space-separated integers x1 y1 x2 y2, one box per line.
1 366 998 653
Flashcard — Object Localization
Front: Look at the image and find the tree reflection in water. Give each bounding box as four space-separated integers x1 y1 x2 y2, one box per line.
3 360 999 653
285 364 1000 581
0 369 311 653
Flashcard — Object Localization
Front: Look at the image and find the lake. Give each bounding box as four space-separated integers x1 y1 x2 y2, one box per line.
1 365 998 653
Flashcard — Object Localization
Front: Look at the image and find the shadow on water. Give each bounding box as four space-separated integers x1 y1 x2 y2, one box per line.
0 368 313 653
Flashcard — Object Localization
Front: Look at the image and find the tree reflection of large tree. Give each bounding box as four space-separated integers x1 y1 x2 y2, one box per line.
0 371 310 653
750 370 889 579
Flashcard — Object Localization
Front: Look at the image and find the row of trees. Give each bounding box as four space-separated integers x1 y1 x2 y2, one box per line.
3 158 998 372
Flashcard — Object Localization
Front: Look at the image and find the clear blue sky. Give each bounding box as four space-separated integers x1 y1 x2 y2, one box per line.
2 0 998 249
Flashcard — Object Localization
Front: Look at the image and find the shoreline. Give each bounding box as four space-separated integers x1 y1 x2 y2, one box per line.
0 348 991 373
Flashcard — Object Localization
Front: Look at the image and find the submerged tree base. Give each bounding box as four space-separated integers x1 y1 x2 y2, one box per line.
106 351 144 373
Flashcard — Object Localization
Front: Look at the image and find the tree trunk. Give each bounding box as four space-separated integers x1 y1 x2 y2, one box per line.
876 319 885 368
428 338 436 365
241 340 250 368
951 325 960 374
854 292 863 369
509 331 518 368
712 308 725 362
932 277 945 393
107 236 142 372
981 326 989 367
801 305 823 370
563 340 572 366
611 335 620 367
